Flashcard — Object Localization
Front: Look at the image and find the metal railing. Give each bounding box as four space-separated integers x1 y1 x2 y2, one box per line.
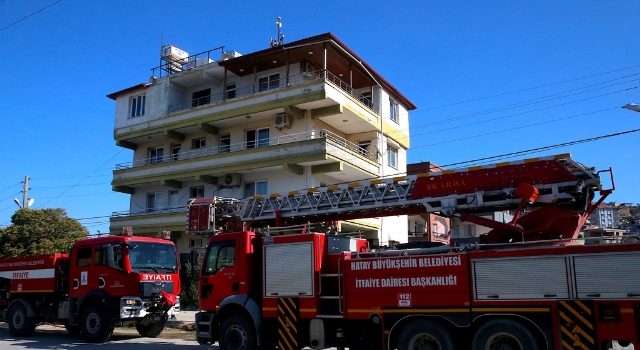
151 47 225 78
166 69 380 115
112 205 187 217
115 129 378 170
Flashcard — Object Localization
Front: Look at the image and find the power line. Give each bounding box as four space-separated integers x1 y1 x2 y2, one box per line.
36 150 123 208
439 128 640 168
0 0 63 33
420 64 640 111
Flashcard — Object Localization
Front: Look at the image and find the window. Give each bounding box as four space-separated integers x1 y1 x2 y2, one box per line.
258 73 280 92
190 186 204 198
246 128 269 149
171 143 181 161
358 140 371 157
148 147 164 165
387 147 398 168
219 134 230 153
192 137 206 149
130 95 146 118
168 190 179 208
76 248 92 267
244 181 268 197
360 90 373 109
225 83 236 99
146 192 163 212
390 99 399 123
189 239 202 247
203 241 235 276
192 88 211 107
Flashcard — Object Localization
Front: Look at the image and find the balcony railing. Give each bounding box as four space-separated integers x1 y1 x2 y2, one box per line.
115 129 378 170
166 69 380 115
112 205 187 218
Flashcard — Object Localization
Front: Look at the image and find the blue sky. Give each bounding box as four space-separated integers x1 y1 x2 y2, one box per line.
1 0 639 235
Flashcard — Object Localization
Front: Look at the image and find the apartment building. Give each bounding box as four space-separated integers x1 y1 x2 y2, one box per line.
107 33 416 256
589 205 620 229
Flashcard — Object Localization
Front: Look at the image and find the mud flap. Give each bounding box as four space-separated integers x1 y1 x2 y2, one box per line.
277 297 300 350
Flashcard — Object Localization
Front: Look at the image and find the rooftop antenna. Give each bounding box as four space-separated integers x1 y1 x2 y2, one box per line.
270 16 284 47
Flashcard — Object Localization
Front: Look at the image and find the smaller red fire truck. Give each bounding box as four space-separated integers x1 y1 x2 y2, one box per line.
0 235 181 343
189 154 640 350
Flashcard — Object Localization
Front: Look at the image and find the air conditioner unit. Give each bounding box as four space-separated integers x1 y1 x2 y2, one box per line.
274 113 292 129
221 173 241 187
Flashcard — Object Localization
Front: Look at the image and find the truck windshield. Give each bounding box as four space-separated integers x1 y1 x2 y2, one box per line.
128 242 177 273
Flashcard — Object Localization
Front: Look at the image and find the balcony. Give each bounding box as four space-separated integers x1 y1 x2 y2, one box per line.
112 129 380 191
116 129 377 170
166 70 379 116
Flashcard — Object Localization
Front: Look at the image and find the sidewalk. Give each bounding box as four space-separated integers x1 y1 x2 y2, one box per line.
170 310 197 324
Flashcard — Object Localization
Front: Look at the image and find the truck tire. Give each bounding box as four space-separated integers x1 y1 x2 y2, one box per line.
7 302 37 337
136 317 167 338
397 319 454 350
472 319 539 350
81 303 114 343
218 314 257 350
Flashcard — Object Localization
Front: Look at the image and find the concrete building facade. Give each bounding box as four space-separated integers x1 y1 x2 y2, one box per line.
107 33 416 258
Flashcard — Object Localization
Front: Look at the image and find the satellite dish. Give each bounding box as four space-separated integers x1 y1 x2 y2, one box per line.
27 198 34 207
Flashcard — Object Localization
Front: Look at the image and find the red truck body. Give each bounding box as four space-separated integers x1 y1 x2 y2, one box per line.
0 235 181 343
191 154 635 350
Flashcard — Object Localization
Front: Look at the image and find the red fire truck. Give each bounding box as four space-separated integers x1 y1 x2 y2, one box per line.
189 154 637 350
0 235 181 343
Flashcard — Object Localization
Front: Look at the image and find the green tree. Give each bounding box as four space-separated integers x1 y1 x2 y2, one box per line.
0 208 88 257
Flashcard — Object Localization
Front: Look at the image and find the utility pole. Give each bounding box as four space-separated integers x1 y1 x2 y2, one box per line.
22 176 29 209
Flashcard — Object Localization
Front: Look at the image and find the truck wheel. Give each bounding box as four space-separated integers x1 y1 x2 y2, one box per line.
7 302 37 337
397 320 454 350
81 303 114 343
136 317 167 338
218 314 257 350
472 319 539 350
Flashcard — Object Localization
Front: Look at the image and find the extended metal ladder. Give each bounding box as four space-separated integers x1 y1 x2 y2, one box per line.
232 154 602 224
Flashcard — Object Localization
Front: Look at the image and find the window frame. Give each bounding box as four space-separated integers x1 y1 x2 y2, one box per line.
219 133 231 153
244 181 268 197
192 137 206 150
192 88 211 107
258 73 280 92
190 186 204 198
130 94 146 118
387 146 398 169
225 83 237 99
389 98 399 123
147 146 164 165
246 128 269 149
146 192 163 212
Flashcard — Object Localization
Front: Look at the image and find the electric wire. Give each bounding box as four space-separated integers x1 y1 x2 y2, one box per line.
35 150 123 208
419 64 640 111
0 0 63 33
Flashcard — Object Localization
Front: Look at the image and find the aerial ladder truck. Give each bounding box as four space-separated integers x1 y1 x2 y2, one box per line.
188 154 640 350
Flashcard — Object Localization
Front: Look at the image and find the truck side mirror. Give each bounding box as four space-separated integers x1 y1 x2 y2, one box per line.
104 245 115 269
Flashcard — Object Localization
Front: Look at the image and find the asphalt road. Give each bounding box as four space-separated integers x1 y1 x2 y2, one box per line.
0 324 210 349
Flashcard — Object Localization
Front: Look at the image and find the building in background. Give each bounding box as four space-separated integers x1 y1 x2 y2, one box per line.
406 161 450 244
588 205 620 229
107 33 416 259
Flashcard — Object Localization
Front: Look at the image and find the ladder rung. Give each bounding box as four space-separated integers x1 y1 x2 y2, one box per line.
197 332 212 337
319 296 342 299
198 321 211 326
